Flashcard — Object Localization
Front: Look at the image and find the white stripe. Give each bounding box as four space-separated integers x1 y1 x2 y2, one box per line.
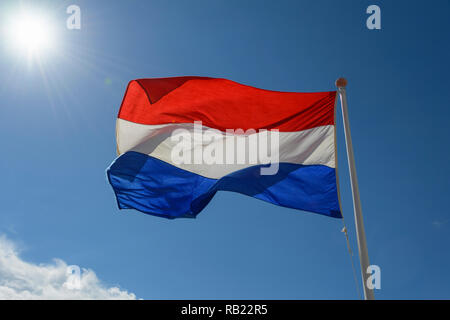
116 119 335 179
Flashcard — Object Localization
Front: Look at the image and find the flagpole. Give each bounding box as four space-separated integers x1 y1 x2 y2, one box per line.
336 78 375 300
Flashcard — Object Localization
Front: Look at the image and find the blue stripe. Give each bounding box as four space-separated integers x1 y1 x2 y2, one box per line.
107 151 342 219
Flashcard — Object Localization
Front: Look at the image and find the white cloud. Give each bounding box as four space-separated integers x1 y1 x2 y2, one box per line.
432 219 449 228
0 235 137 300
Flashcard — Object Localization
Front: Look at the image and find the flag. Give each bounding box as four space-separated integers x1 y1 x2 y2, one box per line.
107 77 341 219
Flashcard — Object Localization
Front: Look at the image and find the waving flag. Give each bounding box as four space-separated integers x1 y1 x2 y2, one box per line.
107 77 341 219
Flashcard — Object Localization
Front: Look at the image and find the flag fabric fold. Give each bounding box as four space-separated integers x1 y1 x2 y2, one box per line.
107 77 342 219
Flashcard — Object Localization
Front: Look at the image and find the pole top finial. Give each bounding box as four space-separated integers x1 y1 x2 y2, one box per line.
335 77 347 88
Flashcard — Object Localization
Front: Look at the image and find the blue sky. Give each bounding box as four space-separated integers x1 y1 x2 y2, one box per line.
0 0 449 299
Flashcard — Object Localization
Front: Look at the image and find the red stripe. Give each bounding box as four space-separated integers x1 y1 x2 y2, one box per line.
118 77 336 132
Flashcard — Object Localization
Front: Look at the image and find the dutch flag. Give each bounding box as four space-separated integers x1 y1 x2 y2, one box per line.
107 77 341 219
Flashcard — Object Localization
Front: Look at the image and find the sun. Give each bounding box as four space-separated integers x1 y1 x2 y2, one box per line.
5 10 56 58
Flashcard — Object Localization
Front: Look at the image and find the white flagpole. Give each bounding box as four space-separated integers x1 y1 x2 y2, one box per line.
336 78 375 300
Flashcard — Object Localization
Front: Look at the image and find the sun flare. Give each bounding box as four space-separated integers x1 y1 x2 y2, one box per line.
5 11 55 57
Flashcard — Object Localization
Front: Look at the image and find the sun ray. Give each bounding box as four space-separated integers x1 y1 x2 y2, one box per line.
5 9 57 60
